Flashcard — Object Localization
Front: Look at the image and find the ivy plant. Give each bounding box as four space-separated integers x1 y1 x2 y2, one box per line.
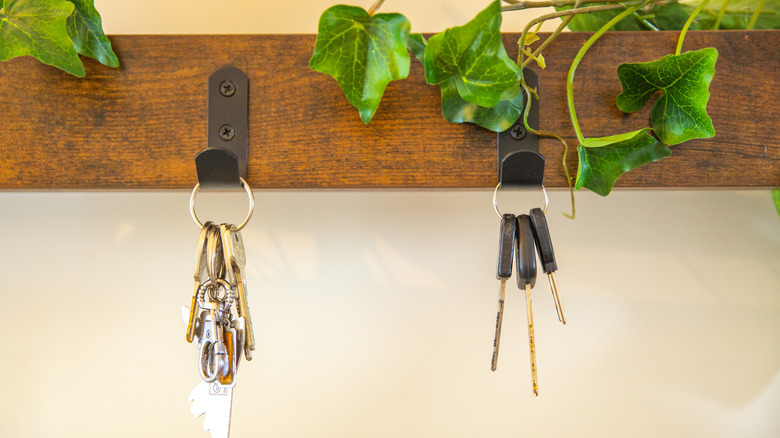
0 0 117 76
311 0 523 130
311 0 779 215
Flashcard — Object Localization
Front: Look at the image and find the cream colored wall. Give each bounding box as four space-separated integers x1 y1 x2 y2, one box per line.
0 1 778 437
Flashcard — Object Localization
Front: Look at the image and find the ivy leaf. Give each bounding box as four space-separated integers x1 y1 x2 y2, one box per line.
309 5 411 124
408 30 523 131
66 0 118 68
423 0 521 108
0 0 84 76
616 48 718 146
407 33 426 63
773 189 780 217
441 81 523 132
575 129 671 196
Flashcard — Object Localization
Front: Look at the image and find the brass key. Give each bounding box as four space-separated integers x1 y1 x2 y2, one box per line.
516 214 538 396
220 224 256 360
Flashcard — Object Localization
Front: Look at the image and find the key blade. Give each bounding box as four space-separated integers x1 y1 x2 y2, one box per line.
525 284 538 397
490 278 507 371
548 273 566 324
189 381 234 438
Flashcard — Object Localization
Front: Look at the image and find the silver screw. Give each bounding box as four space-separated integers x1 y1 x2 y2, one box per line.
510 125 526 140
219 125 235 141
219 80 236 97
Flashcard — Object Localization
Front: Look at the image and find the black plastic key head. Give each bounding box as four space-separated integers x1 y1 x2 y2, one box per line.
515 215 537 289
497 214 516 279
529 208 557 274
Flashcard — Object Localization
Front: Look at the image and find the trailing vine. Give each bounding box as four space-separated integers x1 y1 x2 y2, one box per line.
309 0 779 216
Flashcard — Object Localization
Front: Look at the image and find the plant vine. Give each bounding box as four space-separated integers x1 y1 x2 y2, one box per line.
308 0 778 215
1 0 778 214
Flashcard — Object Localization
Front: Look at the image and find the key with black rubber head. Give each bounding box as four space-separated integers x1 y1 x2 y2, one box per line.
516 215 539 396
491 214 516 372
529 207 566 324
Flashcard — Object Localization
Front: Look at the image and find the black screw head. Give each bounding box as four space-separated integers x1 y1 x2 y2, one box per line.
219 80 236 97
510 124 526 140
219 124 235 141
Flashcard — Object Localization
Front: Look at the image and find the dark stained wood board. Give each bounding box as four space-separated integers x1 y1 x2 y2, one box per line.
0 31 777 190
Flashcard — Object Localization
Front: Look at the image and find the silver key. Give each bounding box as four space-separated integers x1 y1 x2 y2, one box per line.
188 222 215 343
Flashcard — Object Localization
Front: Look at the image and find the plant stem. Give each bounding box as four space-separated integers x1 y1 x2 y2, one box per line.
567 1 650 145
502 0 625 9
367 0 385 16
747 0 766 29
520 20 569 68
520 80 576 218
503 0 631 12
636 13 660 30
515 3 642 67
712 0 731 29
676 0 710 55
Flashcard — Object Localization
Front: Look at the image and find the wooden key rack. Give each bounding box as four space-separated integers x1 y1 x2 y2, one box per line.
0 31 777 190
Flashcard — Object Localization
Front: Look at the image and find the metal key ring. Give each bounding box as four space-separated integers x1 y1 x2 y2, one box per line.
197 278 233 307
199 341 229 383
190 177 254 231
492 182 549 218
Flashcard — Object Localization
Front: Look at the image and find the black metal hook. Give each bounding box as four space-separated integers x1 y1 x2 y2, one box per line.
195 66 249 189
497 69 544 188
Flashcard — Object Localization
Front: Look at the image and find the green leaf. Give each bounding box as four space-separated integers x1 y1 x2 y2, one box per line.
423 0 521 108
407 33 426 63
66 0 118 68
575 128 671 196
0 0 84 76
616 48 718 145
408 31 523 132
773 189 780 217
309 5 411 124
441 80 523 132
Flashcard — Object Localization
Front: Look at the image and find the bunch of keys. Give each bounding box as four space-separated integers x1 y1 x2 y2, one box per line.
186 180 256 438
490 200 565 396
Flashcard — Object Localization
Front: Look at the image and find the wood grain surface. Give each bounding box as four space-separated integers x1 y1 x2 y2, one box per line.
0 31 777 190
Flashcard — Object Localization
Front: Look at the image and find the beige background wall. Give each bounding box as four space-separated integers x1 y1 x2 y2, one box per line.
0 1 778 437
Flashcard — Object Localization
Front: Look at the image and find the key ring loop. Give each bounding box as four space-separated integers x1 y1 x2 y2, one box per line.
190 177 254 231
492 182 548 218
199 341 229 383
